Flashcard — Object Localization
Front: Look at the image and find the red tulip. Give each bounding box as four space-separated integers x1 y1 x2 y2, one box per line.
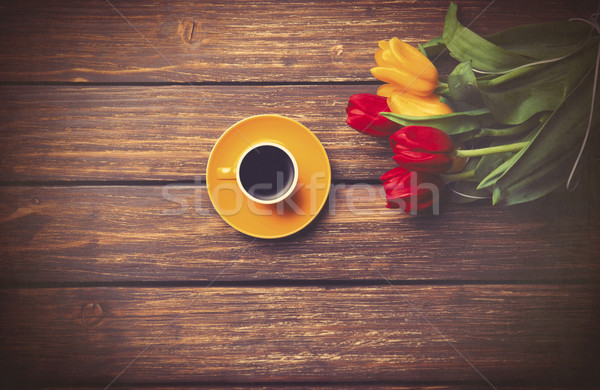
346 93 401 137
380 167 442 213
390 125 454 172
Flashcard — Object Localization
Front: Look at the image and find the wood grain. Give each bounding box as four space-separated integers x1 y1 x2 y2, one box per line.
0 84 394 181
1 1 599 388
0 185 597 283
0 0 596 83
50 388 585 390
3 85 599 183
1 285 598 387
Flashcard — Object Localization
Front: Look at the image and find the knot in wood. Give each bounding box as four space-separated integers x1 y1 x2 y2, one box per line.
81 302 103 326
178 19 198 44
331 45 344 63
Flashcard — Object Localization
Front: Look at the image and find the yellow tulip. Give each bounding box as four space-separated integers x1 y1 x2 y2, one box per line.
385 87 453 117
371 38 439 97
376 83 396 98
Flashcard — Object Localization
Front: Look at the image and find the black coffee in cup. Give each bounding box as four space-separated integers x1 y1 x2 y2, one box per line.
238 144 297 202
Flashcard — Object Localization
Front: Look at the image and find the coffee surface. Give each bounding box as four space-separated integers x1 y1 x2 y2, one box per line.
239 145 295 201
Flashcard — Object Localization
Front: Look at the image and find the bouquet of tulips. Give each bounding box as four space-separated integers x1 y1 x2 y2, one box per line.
346 2 599 213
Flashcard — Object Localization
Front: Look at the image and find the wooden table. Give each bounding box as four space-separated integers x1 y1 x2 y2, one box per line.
1 0 599 388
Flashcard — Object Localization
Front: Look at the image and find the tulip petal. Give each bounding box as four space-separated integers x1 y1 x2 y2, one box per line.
390 125 454 153
374 49 389 68
379 168 443 213
371 67 437 97
389 38 439 82
389 125 454 172
385 200 401 209
378 40 390 51
377 84 396 98
387 89 453 117
345 94 400 137
379 166 409 182
393 153 453 172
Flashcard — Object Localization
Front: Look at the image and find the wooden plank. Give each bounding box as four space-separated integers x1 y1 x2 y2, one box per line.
47 388 587 390
30 388 588 390
0 84 397 182
0 185 598 283
0 0 596 82
1 285 598 386
35 388 587 390
3 84 598 183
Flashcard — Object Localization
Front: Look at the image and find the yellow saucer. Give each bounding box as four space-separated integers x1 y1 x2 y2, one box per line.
206 115 331 239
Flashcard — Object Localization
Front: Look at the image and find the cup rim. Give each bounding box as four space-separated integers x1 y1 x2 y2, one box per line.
235 142 299 205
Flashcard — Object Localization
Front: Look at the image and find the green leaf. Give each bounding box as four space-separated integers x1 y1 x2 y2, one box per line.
442 3 594 73
475 114 545 139
468 117 543 189
419 36 445 58
475 151 516 187
484 21 593 60
437 1 599 206
475 122 544 190
477 151 523 190
477 39 599 124
492 63 598 205
442 2 534 73
493 149 569 205
381 108 494 135
447 61 482 107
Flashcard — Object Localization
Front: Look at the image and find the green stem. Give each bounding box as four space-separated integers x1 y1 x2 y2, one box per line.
478 124 533 138
478 127 529 138
455 141 529 157
477 65 535 88
471 114 547 140
435 81 450 96
441 169 475 184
